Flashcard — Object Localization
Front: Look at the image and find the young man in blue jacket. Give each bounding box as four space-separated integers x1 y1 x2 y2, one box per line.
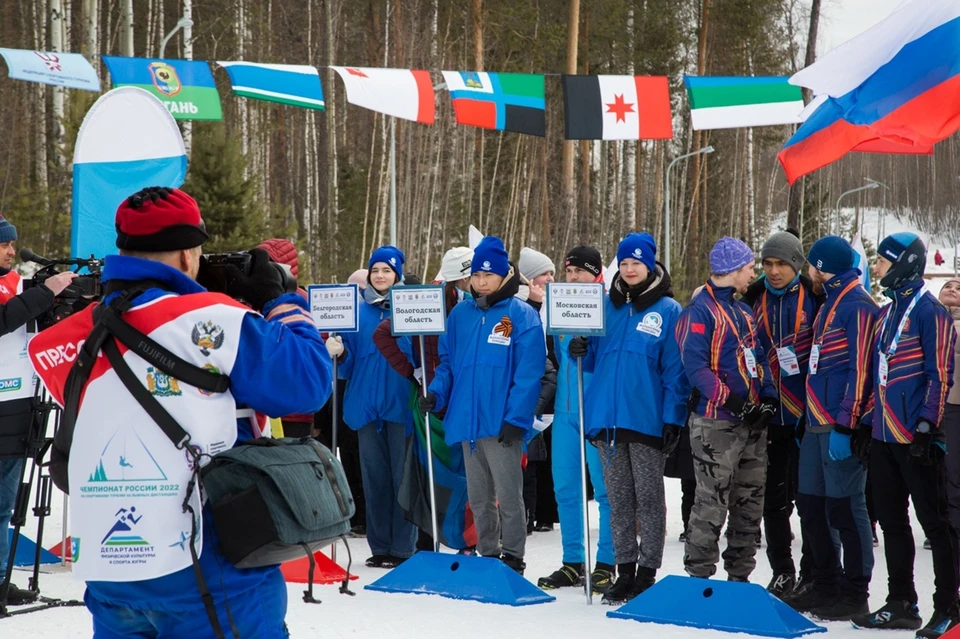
676 237 777 582
851 233 959 638
569 233 688 604
422 236 546 574
791 235 878 621
537 245 616 594
741 231 820 598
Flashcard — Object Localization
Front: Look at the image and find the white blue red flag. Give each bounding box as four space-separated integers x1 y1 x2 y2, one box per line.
779 0 960 183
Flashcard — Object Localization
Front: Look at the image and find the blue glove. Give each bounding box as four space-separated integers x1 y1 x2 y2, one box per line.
828 430 852 461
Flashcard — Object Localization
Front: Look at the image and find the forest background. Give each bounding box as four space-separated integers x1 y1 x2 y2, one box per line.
0 0 955 298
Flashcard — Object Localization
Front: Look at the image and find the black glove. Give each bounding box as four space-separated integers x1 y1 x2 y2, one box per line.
568 336 589 359
747 398 777 431
417 392 437 415
723 394 756 421
851 421 873 463
498 423 526 446
221 248 286 312
223 249 286 311
908 421 934 466
662 424 683 457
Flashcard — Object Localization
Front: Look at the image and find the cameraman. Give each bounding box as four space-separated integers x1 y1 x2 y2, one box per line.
27 188 331 638
0 214 76 606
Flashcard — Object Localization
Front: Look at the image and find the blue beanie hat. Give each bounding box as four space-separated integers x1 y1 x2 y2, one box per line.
471 236 510 277
369 245 405 280
0 215 17 244
616 233 657 273
807 235 854 274
709 236 754 275
878 232 922 263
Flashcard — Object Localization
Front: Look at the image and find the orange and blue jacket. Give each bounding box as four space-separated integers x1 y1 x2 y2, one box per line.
863 280 955 443
676 281 775 421
804 269 878 432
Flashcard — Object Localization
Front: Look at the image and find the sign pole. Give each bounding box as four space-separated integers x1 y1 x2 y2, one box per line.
577 353 593 605
330 338 339 562
545 282 606 605
419 335 440 552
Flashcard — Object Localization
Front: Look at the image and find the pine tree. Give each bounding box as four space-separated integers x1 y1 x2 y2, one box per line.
183 122 284 254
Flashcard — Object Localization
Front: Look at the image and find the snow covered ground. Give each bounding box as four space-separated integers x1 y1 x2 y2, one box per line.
2 476 939 638
2 206 952 638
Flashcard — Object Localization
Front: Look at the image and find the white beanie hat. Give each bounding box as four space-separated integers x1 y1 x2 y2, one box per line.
519 247 555 282
440 246 474 282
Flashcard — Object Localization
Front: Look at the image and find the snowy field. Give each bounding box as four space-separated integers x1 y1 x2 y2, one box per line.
2 206 952 638
2 475 938 639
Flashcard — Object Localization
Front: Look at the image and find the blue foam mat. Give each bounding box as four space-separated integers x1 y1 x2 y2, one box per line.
607 575 827 638
365 551 555 606
6 529 61 566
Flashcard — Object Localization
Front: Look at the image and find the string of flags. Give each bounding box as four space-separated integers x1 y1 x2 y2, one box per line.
0 46 807 140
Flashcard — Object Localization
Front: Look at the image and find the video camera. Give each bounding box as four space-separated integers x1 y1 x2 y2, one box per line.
200 251 298 301
20 249 103 330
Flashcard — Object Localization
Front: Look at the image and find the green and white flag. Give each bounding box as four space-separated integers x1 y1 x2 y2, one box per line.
685 76 803 130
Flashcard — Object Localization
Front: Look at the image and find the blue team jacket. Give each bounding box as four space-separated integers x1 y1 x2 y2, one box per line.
676 282 776 420
865 280 955 442
581 295 689 440
429 294 546 447
339 296 414 432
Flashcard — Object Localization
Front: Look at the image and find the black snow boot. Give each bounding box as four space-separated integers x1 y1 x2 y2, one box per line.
633 566 657 596
851 600 922 630
917 608 960 638
601 563 637 606
537 563 583 589
500 553 526 575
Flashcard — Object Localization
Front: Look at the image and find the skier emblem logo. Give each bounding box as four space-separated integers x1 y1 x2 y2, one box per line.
482 260 492 271
633 248 643 259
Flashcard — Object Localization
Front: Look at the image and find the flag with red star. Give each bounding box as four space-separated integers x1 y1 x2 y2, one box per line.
561 75 672 140
332 66 435 124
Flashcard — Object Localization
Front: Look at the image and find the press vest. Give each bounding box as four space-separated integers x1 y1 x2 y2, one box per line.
0 271 37 401
29 292 251 583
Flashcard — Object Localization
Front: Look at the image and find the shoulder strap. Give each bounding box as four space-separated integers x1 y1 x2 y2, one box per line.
96 304 230 394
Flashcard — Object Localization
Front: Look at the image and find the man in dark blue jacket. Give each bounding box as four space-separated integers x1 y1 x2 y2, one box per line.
791 235 878 621
423 236 546 574
742 231 820 598
851 232 959 638
676 236 777 582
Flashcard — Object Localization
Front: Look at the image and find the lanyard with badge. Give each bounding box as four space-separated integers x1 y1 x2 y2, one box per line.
876 285 924 386
706 282 760 379
761 285 805 377
808 278 859 375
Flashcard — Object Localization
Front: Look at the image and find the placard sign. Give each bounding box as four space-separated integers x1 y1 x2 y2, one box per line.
390 285 446 335
307 284 359 333
546 282 606 336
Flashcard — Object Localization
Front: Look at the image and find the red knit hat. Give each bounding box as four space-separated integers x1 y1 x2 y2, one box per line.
115 186 209 251
257 238 299 278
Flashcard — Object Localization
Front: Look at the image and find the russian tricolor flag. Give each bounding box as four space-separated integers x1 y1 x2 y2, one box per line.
779 0 960 184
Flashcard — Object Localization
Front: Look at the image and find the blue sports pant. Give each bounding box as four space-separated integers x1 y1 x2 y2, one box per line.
357 421 417 558
86 571 289 639
551 413 614 566
797 431 874 598
0 459 22 580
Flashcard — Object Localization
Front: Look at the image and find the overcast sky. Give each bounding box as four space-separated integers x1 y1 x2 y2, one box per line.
816 0 904 54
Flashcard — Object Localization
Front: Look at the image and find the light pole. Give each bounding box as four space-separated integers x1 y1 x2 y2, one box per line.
665 145 714 274
159 16 193 58
864 178 889 244
836 183 879 237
